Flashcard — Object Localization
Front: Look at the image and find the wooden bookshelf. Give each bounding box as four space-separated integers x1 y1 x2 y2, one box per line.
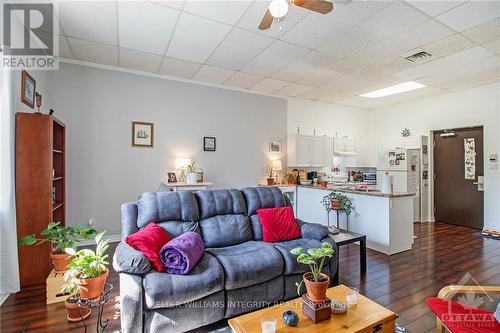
15 113 66 287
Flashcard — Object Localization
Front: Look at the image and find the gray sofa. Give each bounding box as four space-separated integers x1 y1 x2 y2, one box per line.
113 187 338 333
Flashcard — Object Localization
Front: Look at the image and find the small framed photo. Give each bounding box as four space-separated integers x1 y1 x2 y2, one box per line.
204 137 216 151
132 121 153 147
21 70 36 108
167 172 177 183
269 140 281 153
196 172 204 183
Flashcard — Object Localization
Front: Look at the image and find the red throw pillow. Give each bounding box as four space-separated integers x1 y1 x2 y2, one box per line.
257 206 301 243
125 223 171 272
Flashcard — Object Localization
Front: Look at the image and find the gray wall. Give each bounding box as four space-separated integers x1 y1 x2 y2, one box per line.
47 63 287 236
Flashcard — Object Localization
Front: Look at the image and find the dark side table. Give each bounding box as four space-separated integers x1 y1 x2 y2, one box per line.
330 229 367 285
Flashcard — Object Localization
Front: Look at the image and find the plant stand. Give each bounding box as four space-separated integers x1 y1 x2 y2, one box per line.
75 283 113 333
327 208 350 231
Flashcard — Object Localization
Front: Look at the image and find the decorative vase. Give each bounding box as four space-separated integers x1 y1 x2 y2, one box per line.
65 296 91 322
76 268 109 299
186 172 198 184
50 252 72 273
330 198 341 209
283 310 299 326
267 178 275 186
303 272 330 302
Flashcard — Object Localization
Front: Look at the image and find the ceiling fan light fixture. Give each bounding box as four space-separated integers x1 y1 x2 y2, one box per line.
269 0 289 18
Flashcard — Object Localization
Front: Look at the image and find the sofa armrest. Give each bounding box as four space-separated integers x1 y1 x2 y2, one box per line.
119 272 144 333
113 241 151 275
296 219 329 240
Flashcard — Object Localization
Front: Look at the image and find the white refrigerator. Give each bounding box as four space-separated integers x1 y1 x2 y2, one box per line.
377 149 421 222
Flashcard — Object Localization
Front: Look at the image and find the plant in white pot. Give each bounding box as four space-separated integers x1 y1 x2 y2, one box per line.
62 231 109 299
185 160 201 184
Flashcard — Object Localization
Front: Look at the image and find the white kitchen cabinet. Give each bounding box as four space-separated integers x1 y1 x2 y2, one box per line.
288 135 327 167
325 137 334 167
355 140 377 167
334 138 356 153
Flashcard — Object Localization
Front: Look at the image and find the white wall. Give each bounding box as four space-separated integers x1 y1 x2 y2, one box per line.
47 63 287 236
367 82 500 229
287 98 369 139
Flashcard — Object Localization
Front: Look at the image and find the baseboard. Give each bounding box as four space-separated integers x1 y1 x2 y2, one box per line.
0 293 9 306
78 234 121 246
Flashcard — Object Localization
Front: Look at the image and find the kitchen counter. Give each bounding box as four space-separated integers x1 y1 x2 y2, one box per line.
297 184 415 198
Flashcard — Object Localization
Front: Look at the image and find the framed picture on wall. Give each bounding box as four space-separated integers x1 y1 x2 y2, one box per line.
132 121 154 147
21 70 36 109
269 140 281 152
204 137 216 151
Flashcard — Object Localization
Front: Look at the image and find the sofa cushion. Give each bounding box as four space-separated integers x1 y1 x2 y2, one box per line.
125 223 172 272
242 187 286 216
142 253 224 309
195 189 247 219
137 192 199 228
195 190 251 247
257 206 301 243
206 241 283 290
273 238 324 275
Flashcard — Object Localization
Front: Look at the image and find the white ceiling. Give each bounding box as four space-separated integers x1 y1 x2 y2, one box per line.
54 0 500 109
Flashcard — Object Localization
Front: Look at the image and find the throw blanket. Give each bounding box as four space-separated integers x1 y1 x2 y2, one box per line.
160 232 204 275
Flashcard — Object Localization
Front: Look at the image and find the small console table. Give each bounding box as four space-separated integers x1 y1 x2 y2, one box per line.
157 182 213 192
330 229 366 285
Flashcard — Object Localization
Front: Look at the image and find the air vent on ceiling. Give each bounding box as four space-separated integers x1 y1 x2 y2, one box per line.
403 51 432 63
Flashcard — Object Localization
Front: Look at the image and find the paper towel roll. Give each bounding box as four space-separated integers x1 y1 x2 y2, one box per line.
380 174 394 194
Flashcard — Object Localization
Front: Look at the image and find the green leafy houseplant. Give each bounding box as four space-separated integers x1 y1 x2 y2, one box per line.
290 242 334 301
185 160 201 174
321 192 354 215
62 231 110 299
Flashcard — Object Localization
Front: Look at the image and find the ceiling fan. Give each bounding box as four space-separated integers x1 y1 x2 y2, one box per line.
259 0 334 30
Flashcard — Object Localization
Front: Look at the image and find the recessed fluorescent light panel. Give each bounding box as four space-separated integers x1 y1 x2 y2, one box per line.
359 81 426 98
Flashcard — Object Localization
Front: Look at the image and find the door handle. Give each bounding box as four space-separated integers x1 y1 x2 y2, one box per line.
474 176 484 191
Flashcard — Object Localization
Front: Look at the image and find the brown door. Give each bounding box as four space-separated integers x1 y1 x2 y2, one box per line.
433 127 484 228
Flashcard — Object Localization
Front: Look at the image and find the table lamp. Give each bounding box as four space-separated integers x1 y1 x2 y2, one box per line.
272 159 283 184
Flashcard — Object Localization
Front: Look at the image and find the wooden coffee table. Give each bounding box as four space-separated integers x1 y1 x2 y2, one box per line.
228 284 397 333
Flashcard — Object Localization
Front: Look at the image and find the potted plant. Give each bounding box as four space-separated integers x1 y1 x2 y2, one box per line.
18 222 97 273
62 231 109 299
185 160 201 184
265 162 276 185
321 192 354 215
284 172 295 185
290 242 334 302
65 295 91 322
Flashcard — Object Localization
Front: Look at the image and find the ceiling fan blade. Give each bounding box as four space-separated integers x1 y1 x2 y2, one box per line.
259 9 273 30
293 0 333 14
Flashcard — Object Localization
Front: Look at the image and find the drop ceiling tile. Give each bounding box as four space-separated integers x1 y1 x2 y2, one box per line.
377 57 417 75
67 37 118 67
166 13 231 63
433 68 500 91
274 83 314 97
241 40 310 76
484 39 500 55
158 56 202 79
119 1 179 55
297 68 346 87
149 1 185 10
119 48 163 73
435 1 500 32
326 0 392 31
206 28 273 70
421 33 476 60
270 51 339 82
298 88 335 100
250 78 290 93
60 1 118 45
317 91 353 104
183 1 252 25
462 17 500 44
394 46 494 80
406 1 465 17
192 65 235 85
223 72 264 89
237 0 309 39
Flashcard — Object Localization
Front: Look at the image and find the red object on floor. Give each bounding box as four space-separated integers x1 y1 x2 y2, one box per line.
257 206 301 242
125 223 172 272
426 297 500 333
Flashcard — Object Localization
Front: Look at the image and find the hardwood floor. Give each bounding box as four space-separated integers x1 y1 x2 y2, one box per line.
1 223 499 333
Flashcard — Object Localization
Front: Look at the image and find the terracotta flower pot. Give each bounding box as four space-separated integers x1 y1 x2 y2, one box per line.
303 272 330 302
50 252 72 273
286 178 295 185
267 178 275 186
65 297 91 322
330 198 341 209
77 268 109 299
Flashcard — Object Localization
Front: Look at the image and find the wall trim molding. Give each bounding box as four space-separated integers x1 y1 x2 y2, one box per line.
79 234 121 246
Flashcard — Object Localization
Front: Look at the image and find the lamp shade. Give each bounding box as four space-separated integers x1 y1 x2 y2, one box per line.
175 158 191 169
272 159 283 171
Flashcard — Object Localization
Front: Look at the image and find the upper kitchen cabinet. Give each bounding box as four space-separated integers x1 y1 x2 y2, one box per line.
288 134 326 167
334 137 356 155
354 140 377 167
325 137 334 167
